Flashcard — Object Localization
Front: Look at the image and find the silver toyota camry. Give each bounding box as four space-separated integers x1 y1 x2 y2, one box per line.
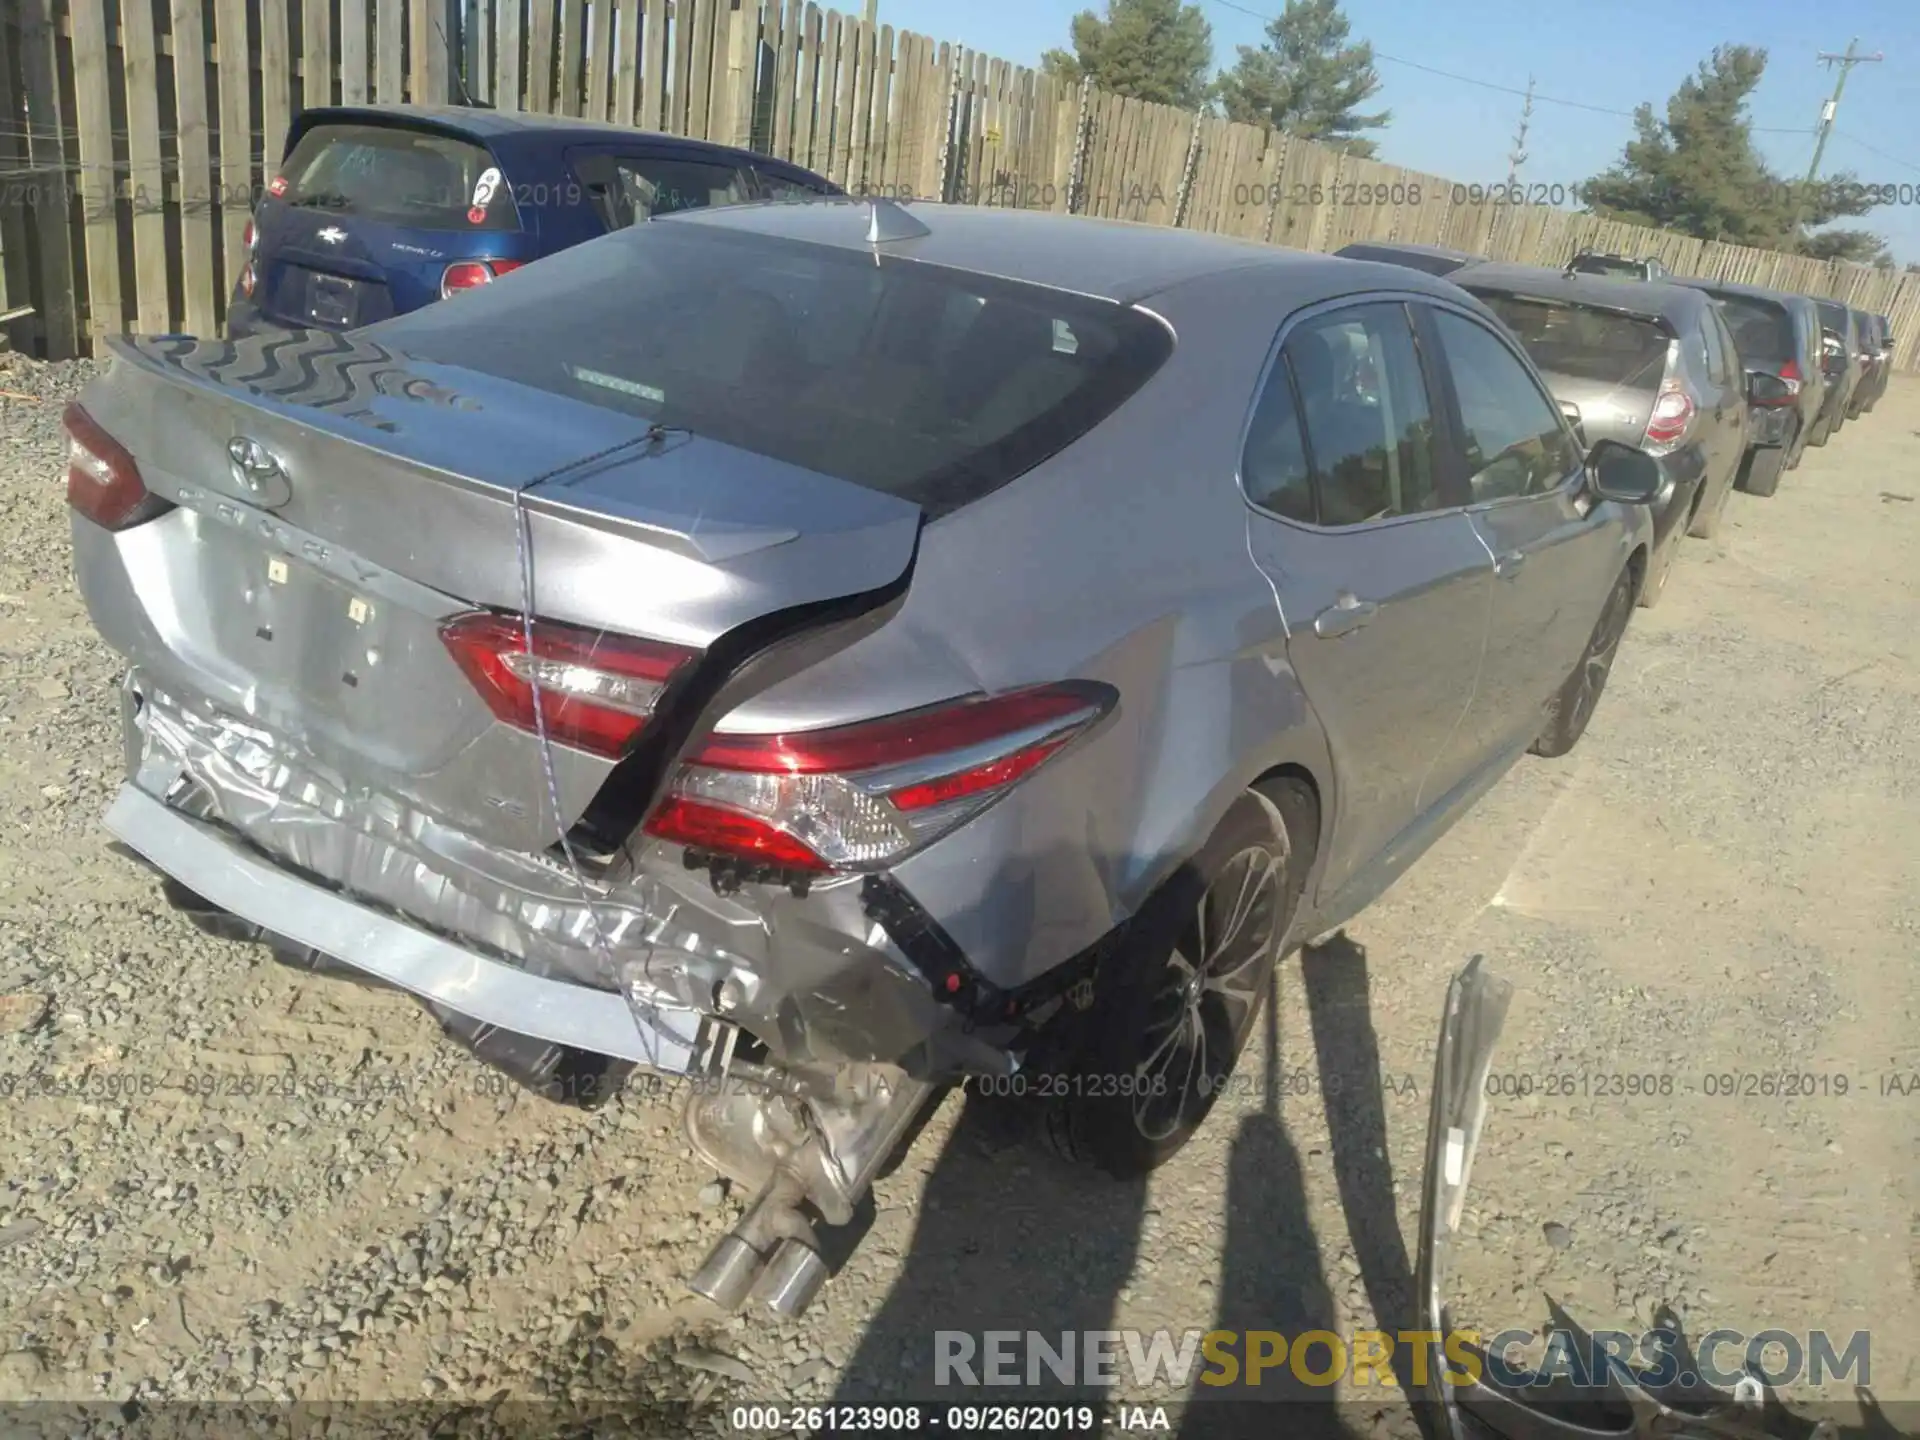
66 199 1659 1316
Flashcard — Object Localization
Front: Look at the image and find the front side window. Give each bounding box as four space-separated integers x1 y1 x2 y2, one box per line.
1279 303 1444 527
1430 309 1583 503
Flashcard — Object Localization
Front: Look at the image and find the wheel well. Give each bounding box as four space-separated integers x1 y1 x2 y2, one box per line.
1251 761 1324 879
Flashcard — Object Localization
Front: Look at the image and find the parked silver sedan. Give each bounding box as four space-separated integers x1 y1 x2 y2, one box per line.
65 201 1659 1316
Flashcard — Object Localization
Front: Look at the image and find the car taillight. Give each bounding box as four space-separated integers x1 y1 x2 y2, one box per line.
440 259 525 298
644 683 1114 873
439 612 698 759
236 218 258 296
1643 381 1695 451
63 403 171 531
1777 358 1802 394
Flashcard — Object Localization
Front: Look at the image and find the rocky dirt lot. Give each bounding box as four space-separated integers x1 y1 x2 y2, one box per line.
1 350 1916 1438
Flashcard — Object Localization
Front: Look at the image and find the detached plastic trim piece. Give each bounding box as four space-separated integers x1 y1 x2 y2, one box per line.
102 785 699 1070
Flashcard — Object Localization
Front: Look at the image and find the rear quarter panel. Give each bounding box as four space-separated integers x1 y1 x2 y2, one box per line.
715 266 1346 990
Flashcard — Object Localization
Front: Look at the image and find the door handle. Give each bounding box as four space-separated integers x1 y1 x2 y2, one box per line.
1495 549 1526 579
1314 594 1379 638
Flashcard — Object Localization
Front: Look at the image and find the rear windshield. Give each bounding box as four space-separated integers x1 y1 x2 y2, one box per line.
1709 294 1793 363
1814 300 1851 337
373 222 1173 514
1567 256 1644 279
278 122 518 232
1467 292 1671 391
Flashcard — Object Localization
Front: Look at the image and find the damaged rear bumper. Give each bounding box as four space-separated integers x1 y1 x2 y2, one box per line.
105 783 702 1068
110 669 1011 1080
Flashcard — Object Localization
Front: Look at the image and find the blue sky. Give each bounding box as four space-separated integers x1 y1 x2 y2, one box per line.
873 0 1920 264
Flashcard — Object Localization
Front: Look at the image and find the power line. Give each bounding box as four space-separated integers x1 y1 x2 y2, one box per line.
1828 130 1920 176
1197 0 1817 133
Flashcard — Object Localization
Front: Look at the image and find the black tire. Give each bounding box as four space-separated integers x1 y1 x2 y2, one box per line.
1741 443 1785 498
1807 413 1831 447
1042 778 1315 1178
1529 562 1635 760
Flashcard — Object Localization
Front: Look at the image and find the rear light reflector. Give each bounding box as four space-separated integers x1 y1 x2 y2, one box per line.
1643 380 1695 450
644 683 1114 872
440 259 525 298
439 612 698 759
63 403 171 531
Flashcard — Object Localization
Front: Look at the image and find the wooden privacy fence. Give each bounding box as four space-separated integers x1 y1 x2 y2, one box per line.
6 0 1920 367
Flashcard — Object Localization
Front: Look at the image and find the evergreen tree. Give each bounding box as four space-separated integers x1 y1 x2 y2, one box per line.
1216 0 1389 158
1581 45 1877 253
1041 0 1215 112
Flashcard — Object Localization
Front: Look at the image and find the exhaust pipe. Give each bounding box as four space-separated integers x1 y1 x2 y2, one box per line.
685 1055 933 1318
688 1171 829 1317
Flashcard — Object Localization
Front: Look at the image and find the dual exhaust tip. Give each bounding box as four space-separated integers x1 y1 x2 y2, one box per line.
689 1232 830 1318
687 1171 831 1318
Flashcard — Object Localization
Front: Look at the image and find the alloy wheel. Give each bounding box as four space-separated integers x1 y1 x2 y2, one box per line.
1130 845 1283 1141
1570 574 1633 736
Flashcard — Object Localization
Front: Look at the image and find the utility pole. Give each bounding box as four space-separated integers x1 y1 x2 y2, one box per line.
1506 75 1534 188
1792 38 1883 236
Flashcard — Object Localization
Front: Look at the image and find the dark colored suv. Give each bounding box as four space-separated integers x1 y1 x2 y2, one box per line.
226 105 840 338
1675 279 1825 494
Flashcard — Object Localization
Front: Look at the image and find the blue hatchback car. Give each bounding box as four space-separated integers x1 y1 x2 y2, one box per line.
227 105 841 337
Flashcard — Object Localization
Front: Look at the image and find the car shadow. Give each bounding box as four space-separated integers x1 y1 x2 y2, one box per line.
824 930 1429 1440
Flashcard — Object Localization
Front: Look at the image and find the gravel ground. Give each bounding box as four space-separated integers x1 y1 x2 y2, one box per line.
1 351 1916 1437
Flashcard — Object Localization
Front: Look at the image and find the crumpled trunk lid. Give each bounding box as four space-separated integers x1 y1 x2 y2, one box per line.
75 329 922 853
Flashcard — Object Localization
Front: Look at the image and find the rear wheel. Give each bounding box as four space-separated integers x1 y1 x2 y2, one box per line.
1043 779 1314 1178
1740 443 1787 498
1530 562 1635 760
1807 413 1831 447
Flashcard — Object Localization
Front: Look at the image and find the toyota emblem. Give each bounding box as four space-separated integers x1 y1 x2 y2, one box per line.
226 436 293 510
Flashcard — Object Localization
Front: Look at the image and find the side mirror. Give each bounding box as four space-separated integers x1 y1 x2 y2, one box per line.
1587 439 1663 504
1746 370 1794 406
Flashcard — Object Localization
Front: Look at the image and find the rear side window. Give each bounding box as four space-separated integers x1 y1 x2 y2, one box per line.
1468 291 1671 393
572 152 753 229
1711 295 1793 363
278 122 516 231
376 223 1172 515
1278 302 1444 527
1702 310 1733 386
1240 359 1315 523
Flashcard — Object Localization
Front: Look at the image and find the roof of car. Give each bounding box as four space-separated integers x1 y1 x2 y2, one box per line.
1451 261 1710 326
1337 241 1485 261
1670 276 1814 311
654 198 1470 303
290 103 787 164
